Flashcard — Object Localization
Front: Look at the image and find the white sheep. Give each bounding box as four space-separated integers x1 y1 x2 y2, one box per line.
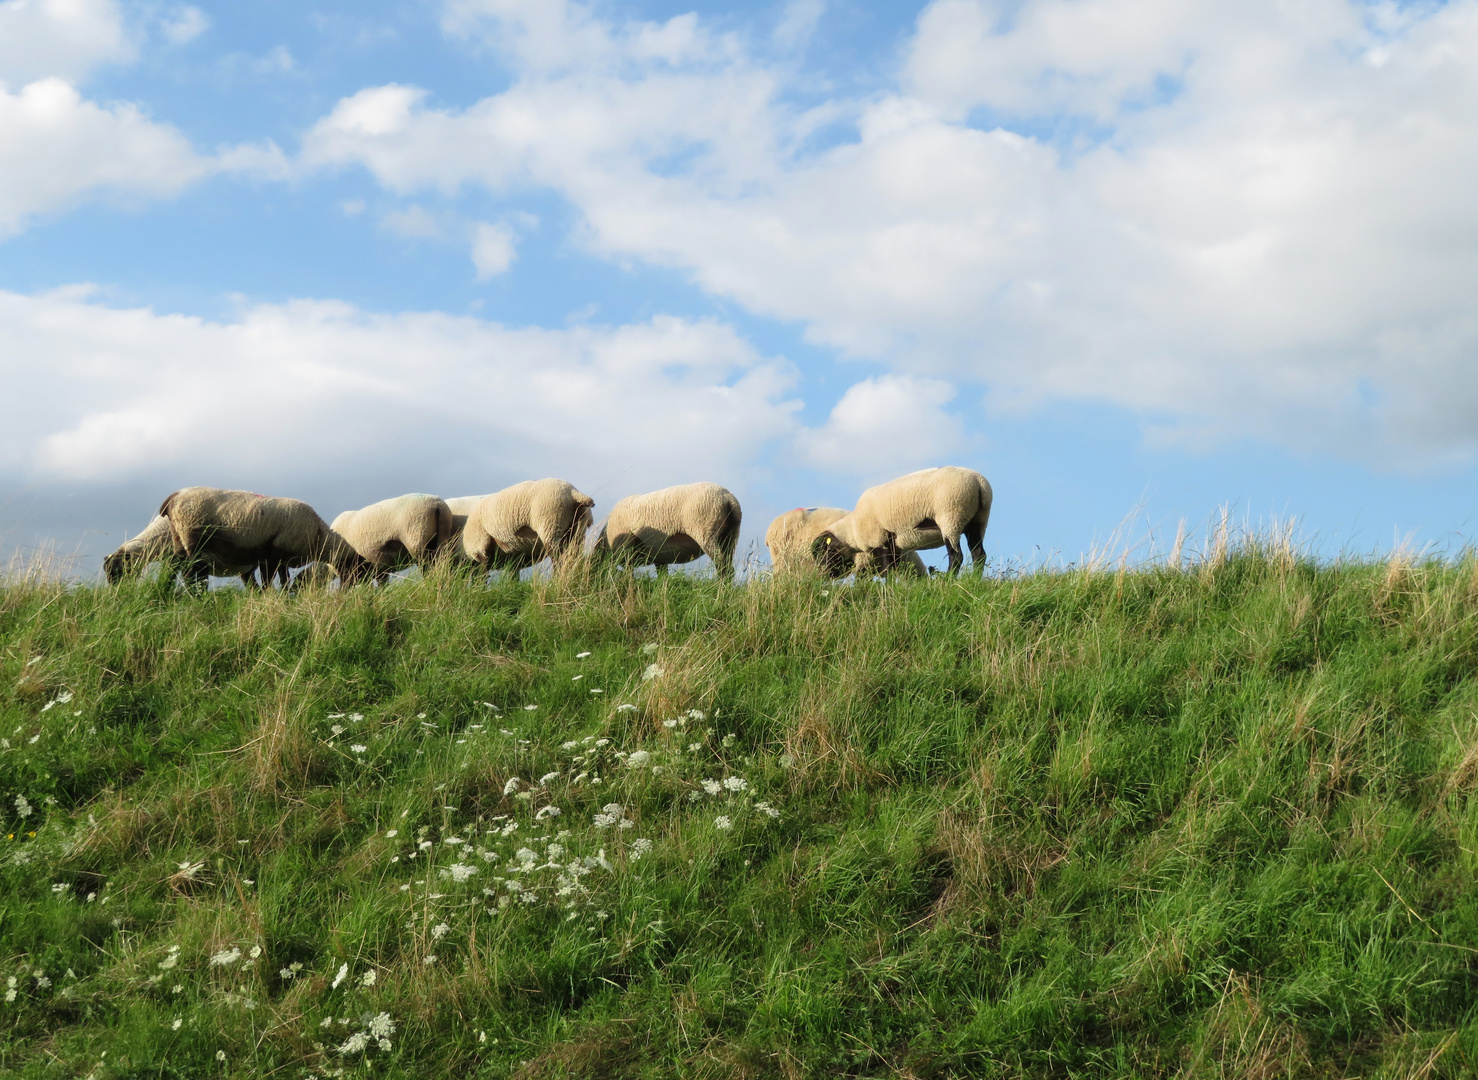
765 507 927 578
104 515 261 588
329 493 454 584
159 486 370 587
460 479 595 576
592 482 742 580
811 467 992 577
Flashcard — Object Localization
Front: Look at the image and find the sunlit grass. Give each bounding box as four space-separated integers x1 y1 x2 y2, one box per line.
4 548 1478 1077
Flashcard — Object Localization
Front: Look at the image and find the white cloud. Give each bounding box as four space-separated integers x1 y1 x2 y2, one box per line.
0 0 132 86
381 204 442 239
160 5 209 46
0 288 802 505
299 0 1478 467
471 221 516 278
774 0 824 53
796 374 962 476
0 78 211 237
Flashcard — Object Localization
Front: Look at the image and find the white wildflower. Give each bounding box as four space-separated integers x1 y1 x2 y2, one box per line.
721 733 736 747
641 643 659 655
368 1011 395 1039
171 1017 182 1030
686 709 707 721
662 719 678 728
576 651 592 659
561 740 580 751
330 725 345 737
51 883 68 893
423 955 438 965
629 838 653 861
14 795 31 819
572 674 583 681
444 836 464 845
626 751 651 768
592 804 626 829
714 816 733 831
328 713 345 719
642 664 664 681
441 863 478 883
523 704 538 711
216 1050 227 1062
538 771 559 784
503 777 521 796
534 805 561 820
249 945 262 959
349 713 364 722
431 922 450 940
701 780 722 796
754 801 781 819
616 704 636 713
688 742 703 752
360 969 376 988
158 946 181 970
590 688 603 694
330 963 350 989
385 829 398 838
350 744 367 754
418 840 433 851
209 947 242 967
723 777 748 793
338 1031 369 1056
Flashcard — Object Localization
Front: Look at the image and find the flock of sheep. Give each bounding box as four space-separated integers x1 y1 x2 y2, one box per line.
102 466 993 588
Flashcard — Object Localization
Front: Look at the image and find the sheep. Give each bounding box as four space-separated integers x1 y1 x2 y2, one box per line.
592 482 742 580
103 514 261 588
159 486 370 587
329 493 454 584
766 507 927 579
460 479 594 576
811 466 992 577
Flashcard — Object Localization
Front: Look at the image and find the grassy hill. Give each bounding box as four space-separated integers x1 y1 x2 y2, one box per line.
3 550 1478 1078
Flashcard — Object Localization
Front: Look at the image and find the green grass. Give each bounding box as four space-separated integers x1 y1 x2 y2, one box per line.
4 549 1478 1078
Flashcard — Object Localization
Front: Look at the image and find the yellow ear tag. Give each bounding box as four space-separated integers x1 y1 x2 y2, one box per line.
825 537 831 545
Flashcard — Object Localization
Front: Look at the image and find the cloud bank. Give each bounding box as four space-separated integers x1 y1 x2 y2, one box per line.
303 0 1478 467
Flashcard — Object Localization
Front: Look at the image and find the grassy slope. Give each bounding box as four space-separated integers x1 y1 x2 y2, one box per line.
3 553 1478 1078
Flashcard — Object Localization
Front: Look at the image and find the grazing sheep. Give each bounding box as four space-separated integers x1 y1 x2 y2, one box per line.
812 467 992 577
159 486 369 587
330 493 454 583
766 507 927 579
103 515 261 588
592 482 742 580
461 479 594 576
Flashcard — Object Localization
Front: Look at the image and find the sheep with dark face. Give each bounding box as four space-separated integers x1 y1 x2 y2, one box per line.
460 479 594 576
329 493 454 583
592 482 742 580
766 506 927 578
811 467 992 577
104 514 261 588
159 487 370 587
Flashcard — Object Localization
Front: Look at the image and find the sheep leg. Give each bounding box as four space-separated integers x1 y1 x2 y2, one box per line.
965 519 987 575
944 537 964 576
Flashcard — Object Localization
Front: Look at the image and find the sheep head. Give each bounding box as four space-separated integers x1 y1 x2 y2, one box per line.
810 531 857 577
103 551 132 584
810 530 902 578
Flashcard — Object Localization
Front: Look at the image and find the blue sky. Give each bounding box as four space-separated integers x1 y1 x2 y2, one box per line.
2 0 1476 574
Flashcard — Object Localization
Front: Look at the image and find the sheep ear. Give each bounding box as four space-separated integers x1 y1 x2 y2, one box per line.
811 532 837 557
